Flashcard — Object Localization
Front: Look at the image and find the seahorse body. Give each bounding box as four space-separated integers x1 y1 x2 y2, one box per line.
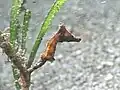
41 33 60 62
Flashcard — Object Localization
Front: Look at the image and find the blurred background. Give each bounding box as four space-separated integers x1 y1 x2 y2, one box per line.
0 0 120 90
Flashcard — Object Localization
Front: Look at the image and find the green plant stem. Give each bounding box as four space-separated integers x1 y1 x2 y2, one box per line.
12 65 21 90
10 0 22 90
28 0 68 68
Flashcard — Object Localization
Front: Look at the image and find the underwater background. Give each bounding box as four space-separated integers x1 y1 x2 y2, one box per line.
0 0 120 90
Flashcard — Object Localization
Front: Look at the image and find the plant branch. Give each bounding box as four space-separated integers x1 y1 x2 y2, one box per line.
0 32 27 74
28 60 46 73
0 31 31 90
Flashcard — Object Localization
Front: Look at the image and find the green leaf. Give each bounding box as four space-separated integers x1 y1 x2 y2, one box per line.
10 0 22 46
28 0 68 68
21 9 31 53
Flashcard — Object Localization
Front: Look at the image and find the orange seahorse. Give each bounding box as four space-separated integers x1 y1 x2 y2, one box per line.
40 25 81 62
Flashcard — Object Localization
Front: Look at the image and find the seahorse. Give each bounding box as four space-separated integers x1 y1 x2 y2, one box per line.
40 25 81 62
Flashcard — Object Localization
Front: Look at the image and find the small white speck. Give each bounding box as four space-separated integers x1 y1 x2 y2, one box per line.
101 1 106 4
96 65 103 69
71 50 81 56
56 54 63 59
106 47 115 54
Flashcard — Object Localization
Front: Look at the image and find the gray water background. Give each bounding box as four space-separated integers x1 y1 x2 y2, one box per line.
0 0 120 90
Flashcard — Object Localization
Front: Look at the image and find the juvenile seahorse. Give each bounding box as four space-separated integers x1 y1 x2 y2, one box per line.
40 25 81 62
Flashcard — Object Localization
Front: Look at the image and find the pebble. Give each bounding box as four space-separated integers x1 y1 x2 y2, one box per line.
104 73 113 81
101 61 114 66
115 57 120 63
106 47 115 54
101 1 106 4
96 65 103 70
71 50 82 56
55 54 63 59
